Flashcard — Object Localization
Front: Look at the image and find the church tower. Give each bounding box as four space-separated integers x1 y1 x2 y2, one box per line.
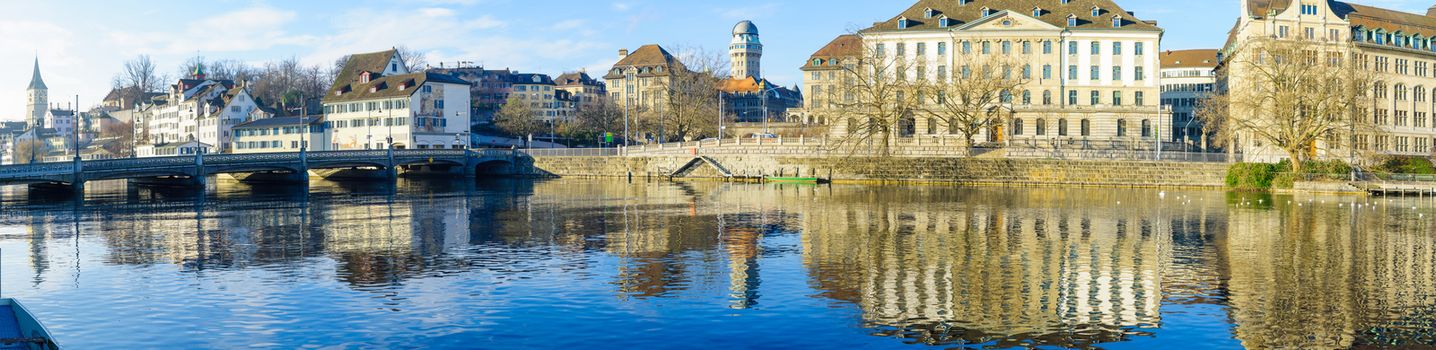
25 57 47 129
730 20 762 79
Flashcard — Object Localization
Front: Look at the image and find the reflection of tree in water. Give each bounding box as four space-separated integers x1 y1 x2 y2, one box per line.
1225 201 1436 349
800 187 1176 348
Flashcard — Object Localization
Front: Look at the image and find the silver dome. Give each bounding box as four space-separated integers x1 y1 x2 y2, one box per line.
733 20 759 36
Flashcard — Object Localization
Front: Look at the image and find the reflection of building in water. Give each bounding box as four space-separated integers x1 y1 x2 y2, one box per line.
723 226 761 309
1225 205 1436 349
321 195 471 286
800 188 1170 347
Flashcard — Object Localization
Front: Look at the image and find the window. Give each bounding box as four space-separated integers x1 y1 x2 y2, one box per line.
1022 41 1032 55
1091 41 1100 55
1135 42 1144 55
1068 65 1078 80
1068 15 1077 27
937 42 947 55
1142 119 1152 138
1135 67 1145 80
1090 90 1100 105
1112 91 1122 106
1092 7 1101 17
1113 17 1122 28
1002 41 1012 55
1068 90 1078 105
982 41 991 54
1036 119 1047 135
876 44 886 57
1043 41 1053 54
1117 119 1127 136
1135 91 1144 105
1091 65 1099 80
1059 119 1069 136
1014 119 1024 135
1080 119 1091 136
1069 41 1077 55
1043 90 1053 105
1022 90 1031 105
962 41 971 54
1022 65 1032 79
1043 65 1052 79
897 43 906 56
916 43 926 55
1113 42 1122 55
1033 7 1043 17
1113 66 1122 80
1279 25 1289 38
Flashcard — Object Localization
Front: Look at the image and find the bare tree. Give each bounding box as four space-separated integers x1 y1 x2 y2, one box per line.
13 140 49 164
495 95 543 147
918 40 1032 155
650 46 727 142
396 46 429 71
112 55 162 93
568 99 624 145
1214 37 1377 172
829 38 926 155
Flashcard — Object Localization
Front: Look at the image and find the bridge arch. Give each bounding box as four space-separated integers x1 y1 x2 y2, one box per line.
474 159 516 176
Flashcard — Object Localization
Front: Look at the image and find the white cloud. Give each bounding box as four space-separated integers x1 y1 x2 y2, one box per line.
105 5 310 56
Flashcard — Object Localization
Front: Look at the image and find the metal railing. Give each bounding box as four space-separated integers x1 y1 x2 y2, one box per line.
521 148 622 157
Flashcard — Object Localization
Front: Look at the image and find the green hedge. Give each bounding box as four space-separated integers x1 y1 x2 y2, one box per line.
1374 156 1436 175
1226 160 1353 191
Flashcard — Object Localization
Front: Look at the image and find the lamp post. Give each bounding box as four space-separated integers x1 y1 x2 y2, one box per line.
366 107 374 150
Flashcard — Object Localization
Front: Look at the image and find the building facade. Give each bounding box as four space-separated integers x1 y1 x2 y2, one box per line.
604 45 684 111
731 20 763 79
833 0 1168 148
1223 0 1436 162
1158 49 1218 151
232 116 329 154
509 73 570 121
323 49 472 150
26 58 47 130
554 71 607 112
429 65 514 126
139 74 265 155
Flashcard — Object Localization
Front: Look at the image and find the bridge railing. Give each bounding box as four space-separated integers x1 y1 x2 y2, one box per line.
520 148 621 157
396 149 467 158
85 156 193 171
0 162 75 178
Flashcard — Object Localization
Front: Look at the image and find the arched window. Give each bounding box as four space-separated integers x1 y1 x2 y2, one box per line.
1013 118 1025 135
1058 119 1069 136
1043 90 1053 105
1117 119 1127 137
1080 119 1091 136
1022 90 1032 105
1036 119 1047 136
1141 119 1152 138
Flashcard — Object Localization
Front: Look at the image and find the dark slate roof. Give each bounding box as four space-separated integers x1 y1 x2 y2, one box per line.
325 72 471 103
28 58 46 90
234 116 323 129
864 0 1160 33
1243 0 1436 42
509 73 555 85
327 49 399 98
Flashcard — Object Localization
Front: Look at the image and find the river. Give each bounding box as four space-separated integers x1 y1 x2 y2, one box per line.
0 179 1433 349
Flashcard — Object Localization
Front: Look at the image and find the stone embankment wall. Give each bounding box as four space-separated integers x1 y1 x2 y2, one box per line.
528 155 1229 188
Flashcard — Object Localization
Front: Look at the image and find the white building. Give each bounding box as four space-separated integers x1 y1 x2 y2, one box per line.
731 20 763 79
26 57 47 129
140 68 266 155
323 49 472 150
1158 49 1218 151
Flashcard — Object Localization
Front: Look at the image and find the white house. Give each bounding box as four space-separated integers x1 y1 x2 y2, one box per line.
323 49 472 150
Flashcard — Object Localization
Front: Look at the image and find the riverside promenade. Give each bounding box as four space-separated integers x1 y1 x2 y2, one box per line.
522 138 1236 189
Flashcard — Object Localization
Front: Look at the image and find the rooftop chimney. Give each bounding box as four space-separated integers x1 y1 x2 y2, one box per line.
618 49 630 59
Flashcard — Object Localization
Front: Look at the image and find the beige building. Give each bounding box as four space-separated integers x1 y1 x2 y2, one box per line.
1223 0 1436 162
554 71 607 112
604 45 685 111
830 0 1168 148
800 34 864 126
509 73 569 121
231 116 330 154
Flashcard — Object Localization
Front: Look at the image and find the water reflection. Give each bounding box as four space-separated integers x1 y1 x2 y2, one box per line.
0 179 1433 348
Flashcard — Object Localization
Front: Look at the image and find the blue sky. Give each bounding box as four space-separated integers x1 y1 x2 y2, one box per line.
0 0 1428 121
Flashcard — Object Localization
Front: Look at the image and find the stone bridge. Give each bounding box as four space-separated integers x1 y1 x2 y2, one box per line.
0 149 526 190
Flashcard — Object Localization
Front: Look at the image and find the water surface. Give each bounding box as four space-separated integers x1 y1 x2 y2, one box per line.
0 179 1433 349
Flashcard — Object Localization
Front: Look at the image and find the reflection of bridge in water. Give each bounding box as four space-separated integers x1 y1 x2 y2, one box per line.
0 149 525 191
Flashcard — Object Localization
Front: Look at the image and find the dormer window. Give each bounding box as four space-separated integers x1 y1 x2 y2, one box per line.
1112 16 1123 28
360 71 372 84
1092 7 1102 17
924 7 937 19
958 0 969 5
981 7 992 17
1067 15 1078 27
939 15 953 28
898 16 912 29
1061 0 1071 3
1033 7 1043 17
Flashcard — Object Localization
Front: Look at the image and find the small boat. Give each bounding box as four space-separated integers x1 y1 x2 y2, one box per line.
764 176 823 184
0 299 59 350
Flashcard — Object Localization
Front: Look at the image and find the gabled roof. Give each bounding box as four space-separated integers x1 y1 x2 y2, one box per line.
554 72 600 86
1344 3 1436 39
325 72 471 103
1159 49 1219 69
28 58 46 90
802 34 863 71
327 49 399 98
865 0 1159 33
605 45 686 79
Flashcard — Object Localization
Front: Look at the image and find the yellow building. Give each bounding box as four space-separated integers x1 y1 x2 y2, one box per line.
1223 0 1436 161
603 45 685 112
827 0 1169 148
